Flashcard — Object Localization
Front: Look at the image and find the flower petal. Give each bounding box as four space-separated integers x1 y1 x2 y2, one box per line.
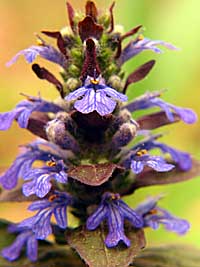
7 45 67 68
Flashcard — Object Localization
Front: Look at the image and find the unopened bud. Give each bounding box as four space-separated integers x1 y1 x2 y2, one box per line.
46 112 79 152
111 122 137 149
108 75 124 91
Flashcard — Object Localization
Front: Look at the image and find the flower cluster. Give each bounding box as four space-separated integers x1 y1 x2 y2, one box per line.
0 1 197 264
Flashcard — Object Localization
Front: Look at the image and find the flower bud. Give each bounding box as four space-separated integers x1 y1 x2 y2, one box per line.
111 122 137 150
46 112 79 152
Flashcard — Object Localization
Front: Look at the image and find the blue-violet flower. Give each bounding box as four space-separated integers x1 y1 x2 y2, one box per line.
0 96 62 130
1 224 38 262
135 196 190 235
118 35 178 65
19 191 72 239
66 76 128 116
86 192 143 247
22 159 68 198
125 92 197 124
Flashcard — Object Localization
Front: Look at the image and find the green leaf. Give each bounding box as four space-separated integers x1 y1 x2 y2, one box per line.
66 225 145 267
68 163 122 186
131 245 200 267
0 220 16 248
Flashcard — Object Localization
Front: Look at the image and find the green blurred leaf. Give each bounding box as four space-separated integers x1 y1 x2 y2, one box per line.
0 220 84 267
66 225 145 267
131 245 200 267
0 187 38 202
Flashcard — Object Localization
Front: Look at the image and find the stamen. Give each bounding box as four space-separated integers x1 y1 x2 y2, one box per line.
149 209 158 215
136 149 148 156
138 34 144 41
48 194 58 202
90 78 99 85
46 160 57 167
111 193 120 200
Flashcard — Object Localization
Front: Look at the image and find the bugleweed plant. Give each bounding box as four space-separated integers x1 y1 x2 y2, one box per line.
0 2 200 267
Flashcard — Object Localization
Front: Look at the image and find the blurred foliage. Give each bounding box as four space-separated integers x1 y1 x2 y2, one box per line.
0 0 199 249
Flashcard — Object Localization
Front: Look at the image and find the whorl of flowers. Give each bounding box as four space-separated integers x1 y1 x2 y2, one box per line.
0 1 198 266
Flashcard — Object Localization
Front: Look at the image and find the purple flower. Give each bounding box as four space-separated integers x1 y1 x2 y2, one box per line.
6 45 67 68
86 192 143 247
0 96 62 130
0 142 59 190
135 196 190 235
124 92 197 124
130 149 174 174
19 191 72 239
23 160 68 198
1 225 38 262
118 35 178 65
66 76 128 116
134 136 192 171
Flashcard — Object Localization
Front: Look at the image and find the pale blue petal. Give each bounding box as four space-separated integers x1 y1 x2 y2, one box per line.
74 89 96 114
95 90 117 116
65 87 88 101
131 160 144 174
102 87 128 102
146 156 174 172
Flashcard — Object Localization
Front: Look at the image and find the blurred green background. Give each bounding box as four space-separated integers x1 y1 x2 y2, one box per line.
0 0 199 248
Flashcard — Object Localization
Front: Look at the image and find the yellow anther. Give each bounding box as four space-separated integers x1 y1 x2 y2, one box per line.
111 193 120 200
48 194 57 202
138 34 144 41
46 161 56 167
90 79 99 85
36 39 44 46
136 149 148 156
149 209 158 215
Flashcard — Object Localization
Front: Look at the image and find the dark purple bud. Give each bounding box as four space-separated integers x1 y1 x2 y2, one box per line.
123 60 156 93
115 25 142 59
136 111 180 130
42 30 68 58
121 25 142 42
107 2 115 33
66 2 76 33
32 64 64 98
27 112 49 139
78 16 103 42
85 1 98 22
81 38 101 82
